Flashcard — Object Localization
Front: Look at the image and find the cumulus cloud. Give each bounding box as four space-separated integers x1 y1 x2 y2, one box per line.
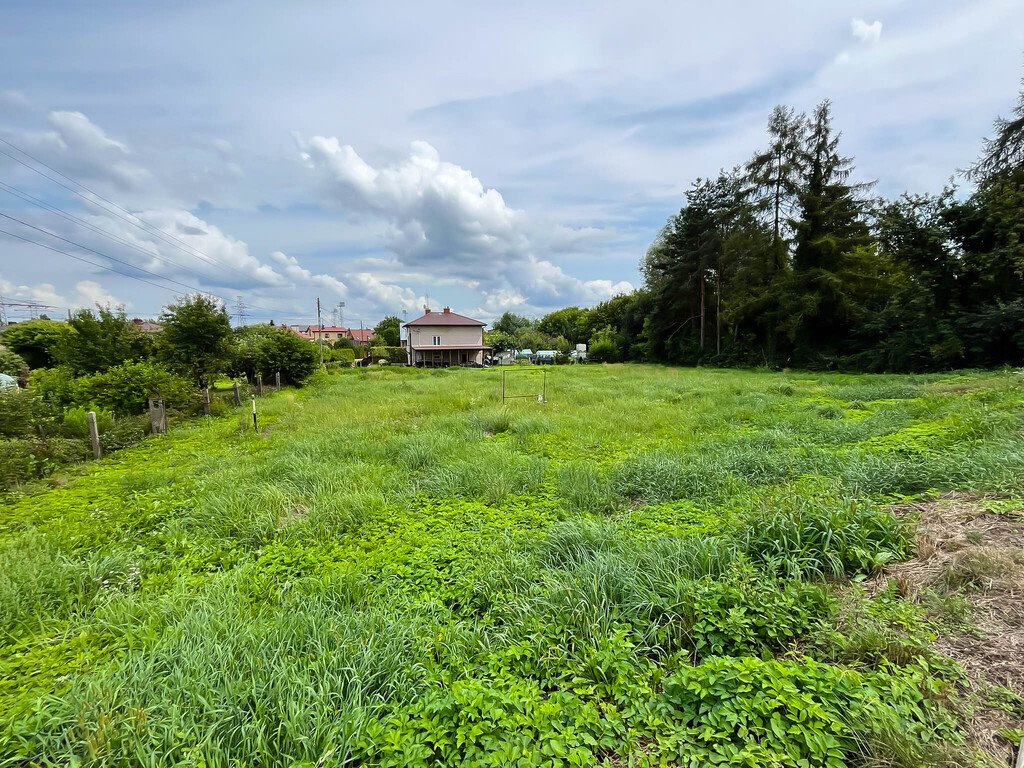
268 251 346 297
7 111 157 193
73 279 121 308
851 18 883 44
0 275 66 308
297 136 632 310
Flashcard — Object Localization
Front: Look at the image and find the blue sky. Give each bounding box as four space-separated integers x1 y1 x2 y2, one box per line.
1 0 1022 327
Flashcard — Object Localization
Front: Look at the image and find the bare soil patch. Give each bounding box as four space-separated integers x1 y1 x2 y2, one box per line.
877 493 1024 763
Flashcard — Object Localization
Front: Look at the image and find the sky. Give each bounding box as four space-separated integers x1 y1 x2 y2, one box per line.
1 1 1022 328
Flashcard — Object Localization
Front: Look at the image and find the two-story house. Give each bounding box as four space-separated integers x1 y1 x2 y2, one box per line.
404 307 490 367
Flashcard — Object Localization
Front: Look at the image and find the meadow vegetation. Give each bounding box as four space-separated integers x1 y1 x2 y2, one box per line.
1 364 1022 766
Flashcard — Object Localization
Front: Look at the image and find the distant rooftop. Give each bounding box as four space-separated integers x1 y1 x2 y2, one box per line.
404 306 485 327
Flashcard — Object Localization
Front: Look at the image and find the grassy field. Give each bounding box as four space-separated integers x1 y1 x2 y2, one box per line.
1 364 1023 766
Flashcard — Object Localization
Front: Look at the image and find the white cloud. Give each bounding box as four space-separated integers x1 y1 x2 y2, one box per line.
0 276 66 308
268 250 346 297
851 18 883 44
73 279 121 308
21 111 157 193
297 136 632 309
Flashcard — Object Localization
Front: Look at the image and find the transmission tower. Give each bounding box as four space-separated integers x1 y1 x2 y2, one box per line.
234 295 248 327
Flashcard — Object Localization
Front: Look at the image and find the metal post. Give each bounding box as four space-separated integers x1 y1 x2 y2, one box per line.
148 398 167 435
251 395 258 432
202 387 211 415
275 371 282 391
316 297 324 368
87 410 102 459
233 381 241 406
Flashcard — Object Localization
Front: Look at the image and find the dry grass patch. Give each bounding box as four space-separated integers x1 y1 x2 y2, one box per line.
873 492 1024 764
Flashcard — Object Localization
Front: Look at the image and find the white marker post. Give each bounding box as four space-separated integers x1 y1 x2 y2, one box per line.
251 394 258 432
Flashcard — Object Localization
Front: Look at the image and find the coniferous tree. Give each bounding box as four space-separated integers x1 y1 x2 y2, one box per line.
786 100 874 363
745 105 806 262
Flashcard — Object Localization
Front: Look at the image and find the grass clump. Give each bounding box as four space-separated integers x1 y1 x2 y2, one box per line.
743 499 911 579
610 451 736 504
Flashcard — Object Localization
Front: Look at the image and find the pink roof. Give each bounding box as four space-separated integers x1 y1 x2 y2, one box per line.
405 307 485 327
349 329 374 343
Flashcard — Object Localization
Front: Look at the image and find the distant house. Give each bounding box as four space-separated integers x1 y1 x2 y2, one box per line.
131 319 163 334
347 328 374 345
404 306 489 367
303 325 349 343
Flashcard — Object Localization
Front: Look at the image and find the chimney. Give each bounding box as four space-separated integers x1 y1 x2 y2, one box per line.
443 306 451 314
424 305 431 314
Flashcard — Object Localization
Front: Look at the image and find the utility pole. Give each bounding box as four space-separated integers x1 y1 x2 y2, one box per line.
316 297 324 367
699 276 705 352
0 295 6 329
716 269 721 357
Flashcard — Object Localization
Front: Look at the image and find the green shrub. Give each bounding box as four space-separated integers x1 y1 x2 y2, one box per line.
1 319 71 369
75 361 198 416
0 437 90 489
230 326 319 385
27 366 76 409
60 407 115 439
99 416 148 453
0 388 58 438
370 346 407 364
331 347 356 365
0 348 26 377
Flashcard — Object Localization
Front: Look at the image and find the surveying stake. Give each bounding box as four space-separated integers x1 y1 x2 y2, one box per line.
251 394 258 432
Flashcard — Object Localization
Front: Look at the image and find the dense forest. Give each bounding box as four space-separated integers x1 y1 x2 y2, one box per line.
502 79 1024 372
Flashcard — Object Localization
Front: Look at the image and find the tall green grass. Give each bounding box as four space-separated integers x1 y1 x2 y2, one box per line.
1 364 1020 765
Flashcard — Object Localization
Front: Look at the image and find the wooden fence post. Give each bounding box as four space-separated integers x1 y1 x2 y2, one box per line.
233 381 241 406
257 374 264 396
202 387 211 415
275 371 282 391
149 398 167 435
87 410 102 459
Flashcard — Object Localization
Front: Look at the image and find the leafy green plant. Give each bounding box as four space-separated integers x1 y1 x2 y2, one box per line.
742 499 910 579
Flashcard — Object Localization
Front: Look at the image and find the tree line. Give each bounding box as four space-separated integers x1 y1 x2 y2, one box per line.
520 80 1024 371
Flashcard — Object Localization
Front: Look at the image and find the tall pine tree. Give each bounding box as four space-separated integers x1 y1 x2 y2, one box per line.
745 105 806 263
786 100 873 363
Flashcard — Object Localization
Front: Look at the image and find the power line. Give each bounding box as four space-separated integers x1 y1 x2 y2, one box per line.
0 180 243 287
0 225 303 324
0 136 318 323
0 186 290 318
0 211 218 298
0 225 210 297
0 138 261 288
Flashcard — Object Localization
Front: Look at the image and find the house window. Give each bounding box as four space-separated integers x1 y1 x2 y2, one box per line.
324 333 331 338
433 335 441 345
